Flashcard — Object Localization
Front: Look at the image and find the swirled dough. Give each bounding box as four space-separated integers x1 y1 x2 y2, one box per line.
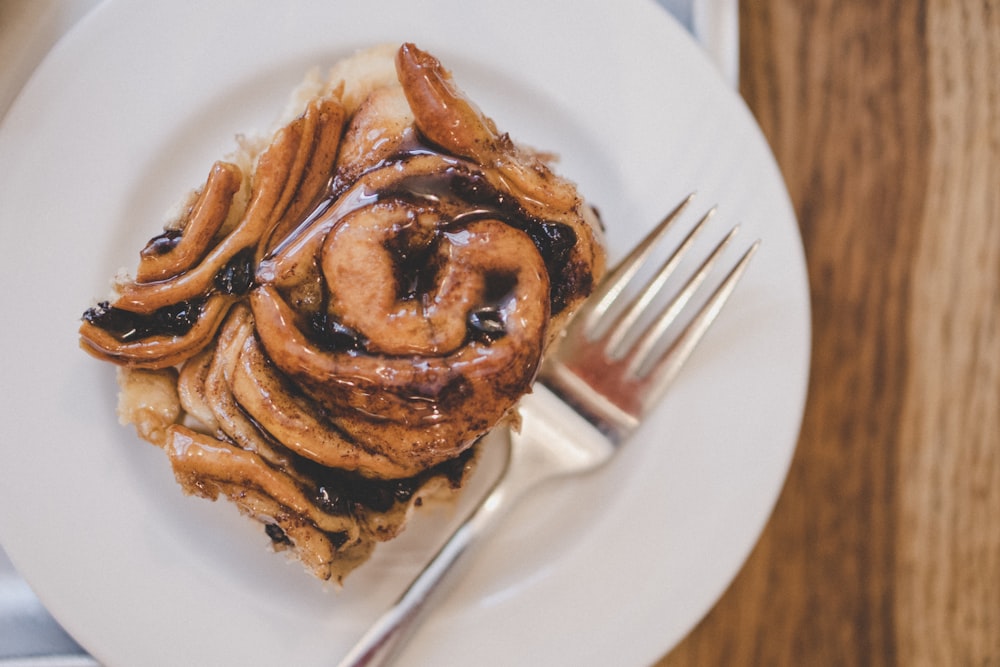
79 43 605 582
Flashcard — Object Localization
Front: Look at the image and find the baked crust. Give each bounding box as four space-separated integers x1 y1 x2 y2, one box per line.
81 43 605 582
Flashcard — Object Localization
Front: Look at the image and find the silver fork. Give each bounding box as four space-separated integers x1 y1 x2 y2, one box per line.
336 193 760 667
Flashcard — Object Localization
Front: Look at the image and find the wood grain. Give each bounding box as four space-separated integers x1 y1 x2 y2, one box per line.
655 1 1000 665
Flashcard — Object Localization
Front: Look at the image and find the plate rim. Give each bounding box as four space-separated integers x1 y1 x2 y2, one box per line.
0 1 811 665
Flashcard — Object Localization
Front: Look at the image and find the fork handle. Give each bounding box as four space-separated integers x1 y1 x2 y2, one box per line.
335 438 529 667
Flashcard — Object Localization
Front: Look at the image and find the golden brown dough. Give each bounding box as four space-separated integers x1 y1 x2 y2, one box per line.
80 43 605 582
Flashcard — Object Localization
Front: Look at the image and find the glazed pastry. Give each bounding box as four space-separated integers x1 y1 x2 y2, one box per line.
80 43 606 582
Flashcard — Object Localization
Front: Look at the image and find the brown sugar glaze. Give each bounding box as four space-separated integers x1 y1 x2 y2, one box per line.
78 43 605 581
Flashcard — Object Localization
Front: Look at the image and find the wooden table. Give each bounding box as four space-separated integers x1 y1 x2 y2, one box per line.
657 1 1000 664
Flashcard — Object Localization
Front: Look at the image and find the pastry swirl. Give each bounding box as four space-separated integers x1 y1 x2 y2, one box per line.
80 43 605 581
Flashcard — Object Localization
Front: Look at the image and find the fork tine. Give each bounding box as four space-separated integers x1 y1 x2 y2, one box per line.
604 206 715 356
636 239 760 410
579 193 695 336
625 224 741 376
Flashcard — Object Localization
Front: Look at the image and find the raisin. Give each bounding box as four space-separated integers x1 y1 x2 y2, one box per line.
467 307 506 343
315 485 349 515
82 299 204 341
327 531 349 549
213 248 255 296
309 312 365 352
528 221 577 270
140 229 183 257
265 523 292 546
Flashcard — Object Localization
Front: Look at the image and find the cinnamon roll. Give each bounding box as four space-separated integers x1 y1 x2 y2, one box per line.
80 43 606 582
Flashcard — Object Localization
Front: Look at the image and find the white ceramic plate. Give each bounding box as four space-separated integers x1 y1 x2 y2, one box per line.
0 1 810 665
